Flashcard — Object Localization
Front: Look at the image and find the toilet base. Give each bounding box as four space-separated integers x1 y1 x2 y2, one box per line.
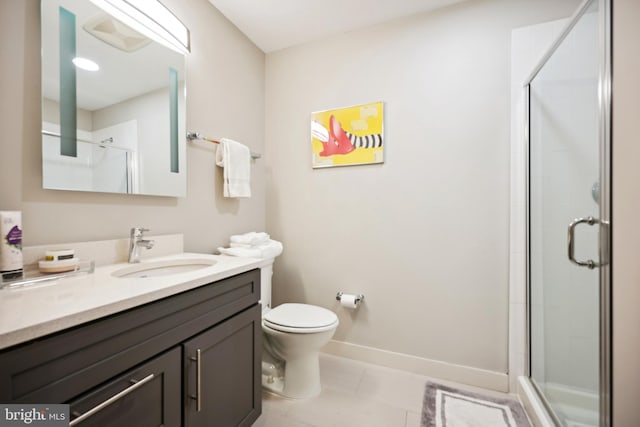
261 353 322 399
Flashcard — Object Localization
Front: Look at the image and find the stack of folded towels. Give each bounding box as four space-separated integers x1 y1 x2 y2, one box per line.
217 232 283 259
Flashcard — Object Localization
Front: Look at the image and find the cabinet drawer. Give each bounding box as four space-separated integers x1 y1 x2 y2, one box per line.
68 347 181 427
0 269 260 403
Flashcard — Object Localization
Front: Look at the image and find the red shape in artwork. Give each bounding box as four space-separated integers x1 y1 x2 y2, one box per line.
319 115 355 157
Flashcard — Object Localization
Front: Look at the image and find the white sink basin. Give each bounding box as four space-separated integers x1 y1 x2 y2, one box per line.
111 258 217 279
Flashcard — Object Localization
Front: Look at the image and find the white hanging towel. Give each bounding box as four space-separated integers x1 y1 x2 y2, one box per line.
215 138 251 198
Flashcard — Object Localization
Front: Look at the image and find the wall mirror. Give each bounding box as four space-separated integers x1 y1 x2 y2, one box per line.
41 0 188 197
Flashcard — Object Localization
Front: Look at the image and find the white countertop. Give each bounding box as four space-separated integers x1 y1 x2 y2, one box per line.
0 253 269 351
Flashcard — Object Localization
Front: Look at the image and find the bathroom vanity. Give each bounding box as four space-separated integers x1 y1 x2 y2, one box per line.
0 254 265 427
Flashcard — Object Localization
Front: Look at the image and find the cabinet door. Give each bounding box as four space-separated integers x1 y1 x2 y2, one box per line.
184 305 262 427
68 347 181 427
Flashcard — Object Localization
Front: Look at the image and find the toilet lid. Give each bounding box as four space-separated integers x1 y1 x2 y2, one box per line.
263 303 338 332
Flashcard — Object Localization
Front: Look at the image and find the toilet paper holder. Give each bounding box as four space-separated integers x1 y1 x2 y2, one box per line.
336 292 364 305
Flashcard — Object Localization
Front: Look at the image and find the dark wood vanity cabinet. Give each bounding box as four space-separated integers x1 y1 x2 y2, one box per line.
0 269 262 427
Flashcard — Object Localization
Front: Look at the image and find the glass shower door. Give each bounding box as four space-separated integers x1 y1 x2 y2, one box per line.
528 0 609 426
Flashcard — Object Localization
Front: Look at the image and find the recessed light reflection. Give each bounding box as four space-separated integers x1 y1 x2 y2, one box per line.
72 57 100 71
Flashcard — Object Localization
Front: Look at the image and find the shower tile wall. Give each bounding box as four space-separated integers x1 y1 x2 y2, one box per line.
510 13 600 401
530 9 600 400
509 19 567 392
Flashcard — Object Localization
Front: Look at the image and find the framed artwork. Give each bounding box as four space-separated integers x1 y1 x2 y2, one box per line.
310 101 384 168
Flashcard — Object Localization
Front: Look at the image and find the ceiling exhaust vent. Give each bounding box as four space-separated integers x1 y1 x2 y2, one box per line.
83 12 151 52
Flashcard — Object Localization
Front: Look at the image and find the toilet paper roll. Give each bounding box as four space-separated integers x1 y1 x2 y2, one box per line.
340 294 358 309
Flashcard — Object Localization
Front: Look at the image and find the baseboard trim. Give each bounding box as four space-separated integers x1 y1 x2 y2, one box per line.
323 340 509 392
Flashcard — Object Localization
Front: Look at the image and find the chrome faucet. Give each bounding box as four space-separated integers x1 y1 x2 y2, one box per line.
128 227 155 263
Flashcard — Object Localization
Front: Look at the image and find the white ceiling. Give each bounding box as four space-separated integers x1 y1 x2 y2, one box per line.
208 0 470 53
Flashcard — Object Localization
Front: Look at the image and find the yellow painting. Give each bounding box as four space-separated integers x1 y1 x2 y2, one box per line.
311 101 384 168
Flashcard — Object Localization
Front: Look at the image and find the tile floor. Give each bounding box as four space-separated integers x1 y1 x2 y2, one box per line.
254 353 516 427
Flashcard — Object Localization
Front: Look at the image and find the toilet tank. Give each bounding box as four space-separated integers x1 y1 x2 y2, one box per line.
260 258 274 311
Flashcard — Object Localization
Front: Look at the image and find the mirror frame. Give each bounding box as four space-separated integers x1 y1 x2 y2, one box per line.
40 0 189 197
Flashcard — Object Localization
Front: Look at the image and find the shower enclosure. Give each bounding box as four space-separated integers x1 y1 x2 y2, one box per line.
525 0 610 426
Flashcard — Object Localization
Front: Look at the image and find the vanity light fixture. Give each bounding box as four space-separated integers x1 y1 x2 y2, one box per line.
89 0 190 54
72 57 100 71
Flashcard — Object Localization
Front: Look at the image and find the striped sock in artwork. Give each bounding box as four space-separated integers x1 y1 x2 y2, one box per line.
345 131 383 149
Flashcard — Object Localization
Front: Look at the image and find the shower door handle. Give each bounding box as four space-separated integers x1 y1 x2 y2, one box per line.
567 216 601 269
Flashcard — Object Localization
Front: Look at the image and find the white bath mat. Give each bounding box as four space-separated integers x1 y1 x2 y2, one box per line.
421 382 532 427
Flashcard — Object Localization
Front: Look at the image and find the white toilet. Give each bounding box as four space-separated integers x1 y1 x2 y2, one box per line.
260 258 339 399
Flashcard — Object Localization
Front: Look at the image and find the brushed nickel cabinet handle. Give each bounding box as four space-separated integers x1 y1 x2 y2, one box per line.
189 349 202 412
69 373 155 426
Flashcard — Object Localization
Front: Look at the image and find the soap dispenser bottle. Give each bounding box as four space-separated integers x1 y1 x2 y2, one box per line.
0 211 23 280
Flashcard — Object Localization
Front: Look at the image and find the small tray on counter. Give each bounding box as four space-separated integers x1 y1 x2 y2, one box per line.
0 260 95 290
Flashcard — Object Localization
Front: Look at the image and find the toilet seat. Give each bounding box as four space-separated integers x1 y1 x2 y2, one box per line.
263 303 338 334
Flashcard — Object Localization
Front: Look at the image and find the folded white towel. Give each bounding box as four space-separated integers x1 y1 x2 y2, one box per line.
230 231 270 246
218 246 262 258
218 239 283 259
215 138 251 198
258 240 283 259
230 242 253 249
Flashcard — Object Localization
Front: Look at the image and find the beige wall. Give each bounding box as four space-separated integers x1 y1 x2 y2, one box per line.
265 0 577 379
42 98 93 131
612 0 640 425
0 0 265 252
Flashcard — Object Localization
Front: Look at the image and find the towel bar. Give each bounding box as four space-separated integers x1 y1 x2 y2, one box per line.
187 131 261 159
